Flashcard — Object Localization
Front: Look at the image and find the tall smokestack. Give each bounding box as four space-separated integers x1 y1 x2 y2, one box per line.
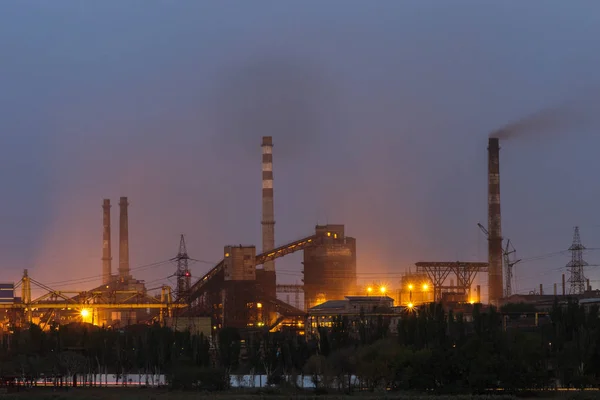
488 138 504 306
261 137 276 296
119 196 130 281
102 199 112 285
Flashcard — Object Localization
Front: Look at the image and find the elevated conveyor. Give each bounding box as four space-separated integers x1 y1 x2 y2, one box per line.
188 235 321 303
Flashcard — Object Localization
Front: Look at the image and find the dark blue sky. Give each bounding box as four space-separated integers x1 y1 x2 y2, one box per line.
2 1 600 300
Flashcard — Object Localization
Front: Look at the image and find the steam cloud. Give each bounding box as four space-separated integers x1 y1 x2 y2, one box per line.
490 89 600 139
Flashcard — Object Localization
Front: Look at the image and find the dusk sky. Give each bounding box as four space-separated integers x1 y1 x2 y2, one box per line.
2 1 600 300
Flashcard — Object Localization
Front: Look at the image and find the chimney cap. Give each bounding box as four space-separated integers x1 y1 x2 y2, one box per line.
103 199 111 206
488 137 500 150
261 136 273 146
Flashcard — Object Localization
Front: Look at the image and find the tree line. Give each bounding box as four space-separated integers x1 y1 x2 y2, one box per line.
2 298 600 393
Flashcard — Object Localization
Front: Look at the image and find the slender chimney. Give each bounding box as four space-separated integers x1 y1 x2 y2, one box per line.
102 199 112 285
261 137 276 297
488 138 504 306
562 273 566 296
261 137 275 271
119 196 130 281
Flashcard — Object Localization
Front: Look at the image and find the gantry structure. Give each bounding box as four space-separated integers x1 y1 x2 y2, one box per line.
415 261 488 302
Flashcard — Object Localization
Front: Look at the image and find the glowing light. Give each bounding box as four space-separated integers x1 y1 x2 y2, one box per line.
407 303 413 309
408 284 414 290
80 309 90 318
327 232 331 237
380 286 386 294
367 287 373 294
422 284 429 291
469 300 475 305
256 303 262 308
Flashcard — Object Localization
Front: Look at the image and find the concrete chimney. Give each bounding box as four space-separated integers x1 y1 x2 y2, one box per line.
261 136 276 296
118 196 130 281
102 199 112 285
488 138 504 306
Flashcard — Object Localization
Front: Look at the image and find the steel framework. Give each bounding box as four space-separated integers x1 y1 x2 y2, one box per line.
415 261 488 302
172 234 193 302
5 270 183 329
567 226 588 295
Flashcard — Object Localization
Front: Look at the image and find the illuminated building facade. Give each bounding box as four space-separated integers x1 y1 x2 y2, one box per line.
303 225 357 310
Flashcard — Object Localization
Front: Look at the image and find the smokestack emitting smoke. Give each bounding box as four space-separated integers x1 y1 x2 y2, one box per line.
488 138 503 306
490 88 600 140
102 199 112 285
119 196 130 281
262 136 275 271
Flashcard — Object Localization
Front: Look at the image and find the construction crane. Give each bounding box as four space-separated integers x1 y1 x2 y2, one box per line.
477 223 521 297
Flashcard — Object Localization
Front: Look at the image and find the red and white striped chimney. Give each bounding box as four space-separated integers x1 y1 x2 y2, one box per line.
261 136 275 274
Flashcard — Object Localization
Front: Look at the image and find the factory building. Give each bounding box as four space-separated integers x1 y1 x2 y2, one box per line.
306 295 395 336
303 225 357 310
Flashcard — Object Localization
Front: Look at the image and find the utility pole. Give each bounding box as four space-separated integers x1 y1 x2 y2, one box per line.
567 226 587 295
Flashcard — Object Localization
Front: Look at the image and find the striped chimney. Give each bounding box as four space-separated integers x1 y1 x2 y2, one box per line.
261 136 275 273
102 199 112 285
119 196 130 281
488 138 503 306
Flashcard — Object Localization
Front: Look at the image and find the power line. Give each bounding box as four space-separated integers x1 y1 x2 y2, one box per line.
44 259 173 287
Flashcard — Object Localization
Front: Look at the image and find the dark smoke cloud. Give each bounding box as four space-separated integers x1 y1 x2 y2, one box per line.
491 88 600 139
208 54 341 161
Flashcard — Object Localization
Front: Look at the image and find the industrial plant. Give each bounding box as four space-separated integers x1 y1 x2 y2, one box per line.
0 134 597 336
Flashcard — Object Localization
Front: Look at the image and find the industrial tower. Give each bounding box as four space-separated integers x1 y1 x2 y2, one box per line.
487 138 504 306
174 235 192 302
567 226 588 295
260 136 276 297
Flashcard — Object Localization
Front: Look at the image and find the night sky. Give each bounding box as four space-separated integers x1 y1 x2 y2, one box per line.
2 1 600 300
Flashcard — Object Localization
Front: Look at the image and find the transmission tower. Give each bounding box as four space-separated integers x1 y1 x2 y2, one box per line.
173 234 192 302
503 239 521 297
477 223 520 297
566 226 588 295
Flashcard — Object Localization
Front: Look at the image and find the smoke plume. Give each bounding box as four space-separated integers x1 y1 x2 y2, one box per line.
208 54 341 161
490 89 600 139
